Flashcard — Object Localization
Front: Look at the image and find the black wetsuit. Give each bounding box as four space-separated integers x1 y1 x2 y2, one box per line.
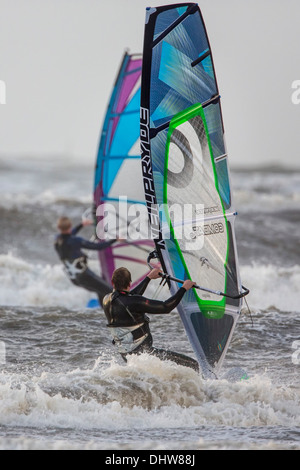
55 223 115 306
103 277 199 372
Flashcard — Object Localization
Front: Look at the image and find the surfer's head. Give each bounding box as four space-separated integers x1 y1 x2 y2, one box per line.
111 267 132 291
57 216 72 234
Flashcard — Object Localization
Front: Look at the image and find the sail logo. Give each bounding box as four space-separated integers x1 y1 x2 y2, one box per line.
140 106 164 246
291 80 300 105
0 80 6 105
196 205 220 215
191 222 224 237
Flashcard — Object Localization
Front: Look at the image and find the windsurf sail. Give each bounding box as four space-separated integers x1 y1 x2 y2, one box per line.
94 51 154 287
140 3 249 377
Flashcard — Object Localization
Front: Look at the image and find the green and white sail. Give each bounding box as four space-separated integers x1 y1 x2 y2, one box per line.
140 3 248 377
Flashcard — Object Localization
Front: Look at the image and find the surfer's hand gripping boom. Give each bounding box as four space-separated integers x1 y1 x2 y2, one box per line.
147 251 250 300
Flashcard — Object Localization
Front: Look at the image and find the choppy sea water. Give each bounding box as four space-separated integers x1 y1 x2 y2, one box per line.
0 156 299 450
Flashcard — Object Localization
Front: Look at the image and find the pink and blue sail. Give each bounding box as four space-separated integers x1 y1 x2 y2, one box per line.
94 52 154 288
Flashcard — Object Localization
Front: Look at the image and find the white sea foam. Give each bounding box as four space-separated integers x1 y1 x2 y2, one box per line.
232 170 300 212
0 354 299 434
240 263 300 312
0 156 93 209
1 252 299 313
0 190 92 210
0 252 91 308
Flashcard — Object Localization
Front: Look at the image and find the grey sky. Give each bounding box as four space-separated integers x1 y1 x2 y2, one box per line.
0 0 299 168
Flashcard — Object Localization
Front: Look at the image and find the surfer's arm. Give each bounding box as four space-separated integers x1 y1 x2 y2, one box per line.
130 277 151 295
71 219 94 236
71 223 83 235
79 238 116 251
131 287 187 315
130 268 162 296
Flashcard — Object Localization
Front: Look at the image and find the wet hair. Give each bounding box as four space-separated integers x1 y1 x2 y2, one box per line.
57 216 72 232
111 267 132 291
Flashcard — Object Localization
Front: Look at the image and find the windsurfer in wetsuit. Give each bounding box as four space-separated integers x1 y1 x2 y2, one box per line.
103 266 199 372
54 216 116 307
